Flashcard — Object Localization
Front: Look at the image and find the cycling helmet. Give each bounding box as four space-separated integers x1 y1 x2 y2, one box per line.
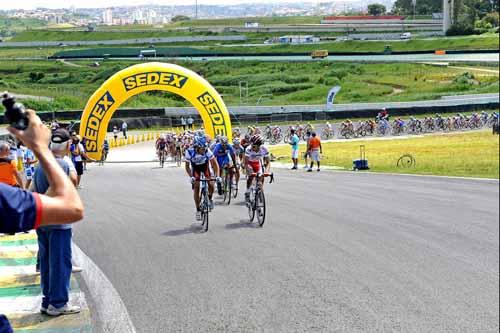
250 134 264 146
220 136 229 144
193 135 207 148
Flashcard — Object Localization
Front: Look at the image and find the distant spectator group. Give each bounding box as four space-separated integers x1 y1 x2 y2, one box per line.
288 129 322 172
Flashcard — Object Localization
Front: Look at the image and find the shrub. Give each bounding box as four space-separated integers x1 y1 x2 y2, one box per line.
29 72 45 82
268 83 314 95
328 68 349 80
474 19 493 33
483 12 499 27
453 72 475 85
446 23 476 36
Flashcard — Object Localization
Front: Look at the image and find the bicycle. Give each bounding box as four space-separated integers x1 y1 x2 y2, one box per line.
221 165 236 205
174 147 182 167
99 149 108 166
320 126 334 140
159 149 166 168
247 172 274 227
194 174 215 232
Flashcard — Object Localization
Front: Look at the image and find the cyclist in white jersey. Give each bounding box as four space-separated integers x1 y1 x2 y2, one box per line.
243 135 271 202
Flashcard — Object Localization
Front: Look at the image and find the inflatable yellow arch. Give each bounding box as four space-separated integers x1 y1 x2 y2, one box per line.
79 62 232 160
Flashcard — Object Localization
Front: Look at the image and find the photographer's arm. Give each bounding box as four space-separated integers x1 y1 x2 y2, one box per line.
8 110 83 226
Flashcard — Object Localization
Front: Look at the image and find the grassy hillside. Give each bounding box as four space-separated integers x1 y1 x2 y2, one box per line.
0 60 497 111
0 16 47 36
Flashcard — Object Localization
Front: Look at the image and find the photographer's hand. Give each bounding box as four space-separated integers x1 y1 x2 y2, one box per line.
8 110 84 225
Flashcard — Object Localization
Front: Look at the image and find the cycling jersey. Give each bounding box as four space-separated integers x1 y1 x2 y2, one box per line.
245 146 268 174
245 146 269 162
185 147 214 166
186 147 214 179
157 139 167 149
233 145 245 156
212 143 234 168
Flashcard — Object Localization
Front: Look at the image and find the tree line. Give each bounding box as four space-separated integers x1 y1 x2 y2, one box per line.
366 0 499 35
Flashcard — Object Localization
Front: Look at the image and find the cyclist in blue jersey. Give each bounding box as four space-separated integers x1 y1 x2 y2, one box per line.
212 136 237 194
185 135 220 221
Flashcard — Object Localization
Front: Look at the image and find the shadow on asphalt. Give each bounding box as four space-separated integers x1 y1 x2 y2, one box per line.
225 220 260 230
162 224 205 236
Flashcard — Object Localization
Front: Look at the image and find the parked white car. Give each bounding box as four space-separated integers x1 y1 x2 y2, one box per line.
400 32 412 40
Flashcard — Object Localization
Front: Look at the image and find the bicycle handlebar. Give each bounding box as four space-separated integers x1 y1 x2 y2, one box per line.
249 172 274 183
194 178 217 182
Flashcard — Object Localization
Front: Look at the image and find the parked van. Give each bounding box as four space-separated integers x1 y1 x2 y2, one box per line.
311 50 328 59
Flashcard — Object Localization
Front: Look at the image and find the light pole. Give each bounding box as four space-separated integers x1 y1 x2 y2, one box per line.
443 0 454 32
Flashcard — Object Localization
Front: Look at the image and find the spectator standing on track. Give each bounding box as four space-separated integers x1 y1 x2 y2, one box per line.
70 135 86 189
32 128 81 316
112 126 119 142
303 131 312 169
181 116 187 131
121 121 128 139
0 141 24 188
307 132 322 172
187 116 194 130
289 128 300 170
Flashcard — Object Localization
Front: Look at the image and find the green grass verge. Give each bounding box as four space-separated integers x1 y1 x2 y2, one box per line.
269 131 500 179
10 29 226 42
206 34 500 54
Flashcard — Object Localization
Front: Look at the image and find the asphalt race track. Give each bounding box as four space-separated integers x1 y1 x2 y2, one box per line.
74 142 499 332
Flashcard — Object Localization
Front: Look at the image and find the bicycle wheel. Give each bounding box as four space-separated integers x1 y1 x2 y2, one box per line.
226 174 232 205
175 152 181 167
201 196 209 232
160 153 165 168
247 192 255 222
255 190 266 227
222 173 230 204
232 181 238 199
